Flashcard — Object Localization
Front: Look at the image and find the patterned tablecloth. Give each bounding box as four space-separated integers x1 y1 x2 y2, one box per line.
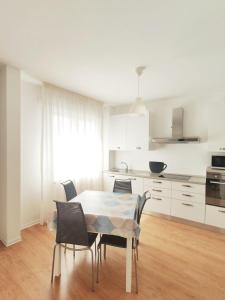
54 190 140 239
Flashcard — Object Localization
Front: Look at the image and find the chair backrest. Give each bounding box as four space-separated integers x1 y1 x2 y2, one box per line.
55 201 89 246
61 180 77 201
113 179 132 193
137 191 151 224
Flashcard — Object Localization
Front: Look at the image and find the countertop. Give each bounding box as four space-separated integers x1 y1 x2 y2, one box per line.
104 169 206 185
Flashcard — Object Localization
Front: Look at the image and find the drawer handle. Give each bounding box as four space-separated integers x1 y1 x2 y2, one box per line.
136 146 142 149
153 181 162 184
182 184 192 188
117 147 120 149
152 189 162 192
128 178 136 181
210 181 225 185
182 194 193 197
153 197 162 201
182 203 193 207
109 175 115 178
218 210 225 213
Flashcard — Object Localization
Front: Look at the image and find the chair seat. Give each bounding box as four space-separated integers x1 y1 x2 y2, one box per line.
98 234 137 249
88 232 98 247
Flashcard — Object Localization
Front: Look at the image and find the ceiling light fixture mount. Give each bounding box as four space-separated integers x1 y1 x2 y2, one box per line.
129 65 148 116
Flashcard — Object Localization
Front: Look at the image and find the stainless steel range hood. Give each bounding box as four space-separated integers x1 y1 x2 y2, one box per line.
151 107 200 144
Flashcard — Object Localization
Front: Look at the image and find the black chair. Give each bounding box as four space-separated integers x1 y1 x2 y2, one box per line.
96 191 151 293
61 180 78 254
61 180 77 201
51 201 98 291
113 179 132 193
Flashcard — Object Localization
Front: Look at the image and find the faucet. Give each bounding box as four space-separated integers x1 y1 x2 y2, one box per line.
120 161 128 172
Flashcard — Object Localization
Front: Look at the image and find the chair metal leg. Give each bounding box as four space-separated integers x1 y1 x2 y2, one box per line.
51 244 57 283
104 244 106 260
64 243 67 254
89 248 95 291
134 249 138 294
136 244 139 261
94 240 97 263
96 246 100 283
73 245 75 258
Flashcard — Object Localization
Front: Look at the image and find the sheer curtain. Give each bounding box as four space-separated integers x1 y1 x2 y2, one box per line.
41 84 103 225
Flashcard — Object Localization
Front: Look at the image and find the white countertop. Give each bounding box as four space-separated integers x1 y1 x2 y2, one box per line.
104 169 206 185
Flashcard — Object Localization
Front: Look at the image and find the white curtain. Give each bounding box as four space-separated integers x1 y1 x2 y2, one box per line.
40 84 103 225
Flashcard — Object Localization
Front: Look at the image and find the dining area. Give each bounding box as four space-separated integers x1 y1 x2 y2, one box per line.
50 179 149 294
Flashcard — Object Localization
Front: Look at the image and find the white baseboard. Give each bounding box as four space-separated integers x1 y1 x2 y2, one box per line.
21 219 40 230
1 236 22 247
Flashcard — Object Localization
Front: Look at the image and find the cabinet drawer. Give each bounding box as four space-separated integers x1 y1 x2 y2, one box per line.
144 178 171 190
171 199 205 223
172 181 205 195
150 187 171 198
172 190 205 204
205 205 225 229
144 196 171 215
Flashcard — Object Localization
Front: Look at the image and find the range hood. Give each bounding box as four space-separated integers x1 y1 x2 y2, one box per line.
151 107 200 144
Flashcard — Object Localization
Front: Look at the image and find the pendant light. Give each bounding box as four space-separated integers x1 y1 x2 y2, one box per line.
129 66 148 115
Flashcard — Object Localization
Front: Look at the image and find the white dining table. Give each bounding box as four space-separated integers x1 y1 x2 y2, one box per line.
53 190 140 293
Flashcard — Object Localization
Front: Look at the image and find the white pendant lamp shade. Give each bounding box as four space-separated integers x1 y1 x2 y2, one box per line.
129 66 148 115
129 97 148 115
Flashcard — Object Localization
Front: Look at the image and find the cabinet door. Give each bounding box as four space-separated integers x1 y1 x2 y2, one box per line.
129 177 143 195
108 115 126 150
171 199 205 223
205 205 225 229
208 100 225 152
103 173 116 192
126 114 149 150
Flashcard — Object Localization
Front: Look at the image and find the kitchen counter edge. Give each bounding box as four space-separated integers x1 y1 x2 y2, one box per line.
104 170 206 185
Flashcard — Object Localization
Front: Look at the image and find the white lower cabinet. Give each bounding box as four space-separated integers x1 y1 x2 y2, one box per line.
145 196 171 215
171 199 205 223
205 205 225 229
103 173 116 192
143 178 171 214
104 173 225 229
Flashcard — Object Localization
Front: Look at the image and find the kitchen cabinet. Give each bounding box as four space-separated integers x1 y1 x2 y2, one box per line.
108 115 126 150
103 173 116 192
108 114 149 151
208 99 225 152
126 115 149 150
205 205 225 229
171 199 205 223
143 178 171 214
171 181 205 223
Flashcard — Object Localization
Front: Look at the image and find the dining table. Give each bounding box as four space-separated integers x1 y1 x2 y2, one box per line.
53 190 140 293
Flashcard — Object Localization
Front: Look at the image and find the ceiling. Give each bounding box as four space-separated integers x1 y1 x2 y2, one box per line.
0 0 225 104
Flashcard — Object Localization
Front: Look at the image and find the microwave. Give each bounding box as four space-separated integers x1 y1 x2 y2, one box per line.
211 155 225 169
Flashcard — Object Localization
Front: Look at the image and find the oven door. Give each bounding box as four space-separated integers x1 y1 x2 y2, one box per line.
206 177 225 207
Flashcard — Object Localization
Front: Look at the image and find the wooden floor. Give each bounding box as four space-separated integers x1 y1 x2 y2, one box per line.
1 215 225 300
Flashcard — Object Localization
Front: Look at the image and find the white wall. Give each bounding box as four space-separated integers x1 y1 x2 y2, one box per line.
0 66 7 242
0 65 21 246
107 96 211 176
21 79 42 229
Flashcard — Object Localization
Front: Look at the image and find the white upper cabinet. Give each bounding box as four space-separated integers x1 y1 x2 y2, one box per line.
208 99 225 152
108 114 149 151
126 114 149 150
108 115 126 150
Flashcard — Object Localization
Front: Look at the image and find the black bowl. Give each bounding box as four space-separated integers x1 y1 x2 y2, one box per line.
149 161 167 173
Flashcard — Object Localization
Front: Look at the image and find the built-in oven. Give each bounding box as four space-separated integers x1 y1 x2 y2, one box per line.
206 171 225 207
211 155 225 169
